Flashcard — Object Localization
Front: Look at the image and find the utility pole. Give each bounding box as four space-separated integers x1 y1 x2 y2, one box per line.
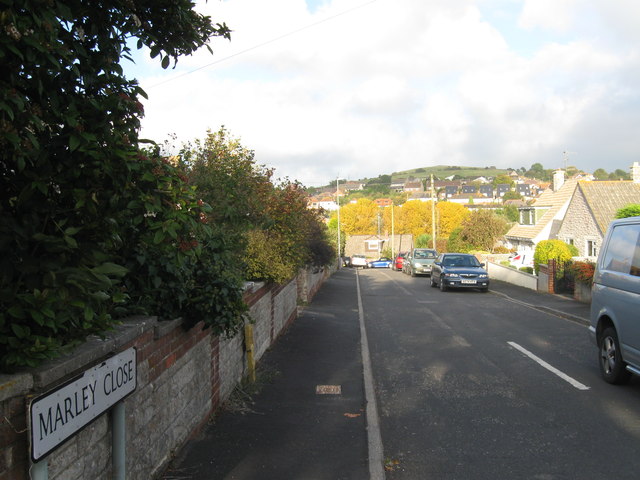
391 203 395 259
431 174 437 249
336 177 341 267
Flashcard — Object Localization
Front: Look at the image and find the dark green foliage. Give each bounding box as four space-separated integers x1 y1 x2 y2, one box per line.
0 1 230 370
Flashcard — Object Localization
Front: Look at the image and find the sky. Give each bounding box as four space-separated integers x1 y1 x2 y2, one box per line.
123 0 640 187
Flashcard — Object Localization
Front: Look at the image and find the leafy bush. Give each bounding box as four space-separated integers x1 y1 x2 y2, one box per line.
415 234 432 248
533 240 574 274
454 210 509 252
446 228 472 253
568 261 595 285
615 204 640 219
0 2 233 370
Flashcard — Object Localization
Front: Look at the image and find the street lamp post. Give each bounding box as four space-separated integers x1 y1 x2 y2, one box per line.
336 177 341 267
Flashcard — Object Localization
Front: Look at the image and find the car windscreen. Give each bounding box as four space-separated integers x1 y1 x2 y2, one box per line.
444 256 480 267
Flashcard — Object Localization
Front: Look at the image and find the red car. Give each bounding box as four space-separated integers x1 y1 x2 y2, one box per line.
393 252 408 271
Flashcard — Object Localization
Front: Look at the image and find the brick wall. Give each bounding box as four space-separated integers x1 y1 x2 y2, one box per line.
0 268 331 480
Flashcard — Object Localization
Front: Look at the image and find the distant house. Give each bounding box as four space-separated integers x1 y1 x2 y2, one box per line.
461 185 477 195
390 181 405 193
496 184 511 197
444 185 459 198
504 170 578 256
407 192 433 202
557 164 640 258
374 198 393 207
307 195 338 211
345 234 414 258
404 180 423 192
516 184 531 197
342 181 365 192
447 193 495 205
479 185 494 198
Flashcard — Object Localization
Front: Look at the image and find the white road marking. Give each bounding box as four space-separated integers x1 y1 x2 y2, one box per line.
508 341 590 391
355 269 385 480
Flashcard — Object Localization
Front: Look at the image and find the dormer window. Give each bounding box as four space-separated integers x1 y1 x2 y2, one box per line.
519 207 536 225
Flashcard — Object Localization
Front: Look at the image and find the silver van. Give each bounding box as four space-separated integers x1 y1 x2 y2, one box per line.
589 216 640 384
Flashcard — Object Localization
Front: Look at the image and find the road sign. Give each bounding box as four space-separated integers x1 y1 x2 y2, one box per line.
30 347 137 461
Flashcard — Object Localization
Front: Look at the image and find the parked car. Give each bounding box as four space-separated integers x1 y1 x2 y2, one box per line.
350 254 368 268
393 252 408 271
368 257 393 268
509 251 534 268
430 253 489 292
589 216 640 384
341 256 351 267
405 248 438 277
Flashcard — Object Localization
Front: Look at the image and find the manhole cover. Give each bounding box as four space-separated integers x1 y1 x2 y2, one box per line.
316 385 342 395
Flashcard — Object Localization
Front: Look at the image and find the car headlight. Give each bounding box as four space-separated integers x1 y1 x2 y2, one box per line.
478 274 488 278
413 262 420 268
444 273 459 278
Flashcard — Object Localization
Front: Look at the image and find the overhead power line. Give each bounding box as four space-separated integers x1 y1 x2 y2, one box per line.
149 0 379 88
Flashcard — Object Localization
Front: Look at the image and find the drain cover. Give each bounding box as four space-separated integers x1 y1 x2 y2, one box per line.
316 385 342 395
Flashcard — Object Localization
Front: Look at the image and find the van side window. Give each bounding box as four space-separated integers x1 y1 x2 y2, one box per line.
603 224 640 275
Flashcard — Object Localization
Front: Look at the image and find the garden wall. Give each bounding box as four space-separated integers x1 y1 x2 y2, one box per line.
486 261 538 291
0 267 331 480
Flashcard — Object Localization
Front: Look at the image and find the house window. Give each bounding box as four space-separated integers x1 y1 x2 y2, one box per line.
587 240 598 257
366 240 381 252
565 237 574 246
519 208 535 225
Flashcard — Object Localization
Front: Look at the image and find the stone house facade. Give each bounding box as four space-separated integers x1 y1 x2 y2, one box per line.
504 170 578 256
557 179 640 258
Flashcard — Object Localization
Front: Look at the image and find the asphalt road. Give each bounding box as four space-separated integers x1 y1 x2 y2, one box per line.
358 267 640 479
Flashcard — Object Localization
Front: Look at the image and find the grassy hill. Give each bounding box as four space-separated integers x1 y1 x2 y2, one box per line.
390 165 510 182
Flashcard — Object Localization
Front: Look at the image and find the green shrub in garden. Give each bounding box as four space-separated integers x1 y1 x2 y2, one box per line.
533 240 575 274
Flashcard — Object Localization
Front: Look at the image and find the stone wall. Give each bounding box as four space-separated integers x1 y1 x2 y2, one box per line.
0 267 331 480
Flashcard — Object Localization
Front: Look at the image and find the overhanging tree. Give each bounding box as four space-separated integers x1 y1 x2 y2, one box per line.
0 1 230 369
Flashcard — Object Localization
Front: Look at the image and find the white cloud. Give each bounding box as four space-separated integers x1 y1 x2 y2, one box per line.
129 0 640 186
518 0 579 32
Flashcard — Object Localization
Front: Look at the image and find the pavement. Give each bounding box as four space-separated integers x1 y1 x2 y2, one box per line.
159 270 592 480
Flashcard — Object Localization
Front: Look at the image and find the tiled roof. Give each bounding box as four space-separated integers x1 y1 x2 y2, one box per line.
506 179 578 240
579 181 640 233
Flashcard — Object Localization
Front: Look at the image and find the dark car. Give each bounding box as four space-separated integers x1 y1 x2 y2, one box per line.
368 257 393 268
430 253 489 292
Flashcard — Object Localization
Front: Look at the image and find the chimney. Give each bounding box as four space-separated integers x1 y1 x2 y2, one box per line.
631 162 640 183
553 169 565 191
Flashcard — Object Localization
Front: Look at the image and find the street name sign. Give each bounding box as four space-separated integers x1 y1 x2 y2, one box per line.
30 347 137 461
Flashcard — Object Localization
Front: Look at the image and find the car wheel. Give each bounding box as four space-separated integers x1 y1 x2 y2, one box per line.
599 327 631 384
439 279 447 292
430 277 437 288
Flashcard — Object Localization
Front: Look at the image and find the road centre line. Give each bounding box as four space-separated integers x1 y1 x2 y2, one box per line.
355 270 385 480
508 342 590 391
